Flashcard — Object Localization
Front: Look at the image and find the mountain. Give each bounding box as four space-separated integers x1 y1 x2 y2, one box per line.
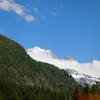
0 35 82 100
27 47 78 70
65 69 100 87
27 47 57 60
27 47 100 86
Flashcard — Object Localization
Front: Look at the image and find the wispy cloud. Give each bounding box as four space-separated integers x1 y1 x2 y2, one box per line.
34 7 38 14
52 5 64 16
25 15 35 22
52 12 57 16
41 16 46 22
0 27 5 33
0 0 35 22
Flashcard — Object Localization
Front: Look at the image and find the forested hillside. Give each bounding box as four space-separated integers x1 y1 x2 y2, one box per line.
0 35 81 100
0 35 100 100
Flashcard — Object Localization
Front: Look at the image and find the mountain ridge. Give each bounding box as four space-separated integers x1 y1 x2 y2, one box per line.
27 47 100 86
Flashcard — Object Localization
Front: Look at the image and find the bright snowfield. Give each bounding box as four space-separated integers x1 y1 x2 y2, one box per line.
27 47 100 86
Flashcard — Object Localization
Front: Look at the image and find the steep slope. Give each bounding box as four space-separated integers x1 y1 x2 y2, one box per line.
0 35 81 97
27 47 100 86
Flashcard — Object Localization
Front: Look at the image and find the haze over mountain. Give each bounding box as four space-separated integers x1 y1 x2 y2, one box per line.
27 47 100 78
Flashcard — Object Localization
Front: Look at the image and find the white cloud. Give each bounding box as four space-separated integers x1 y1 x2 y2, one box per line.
34 7 38 14
25 15 35 22
46 59 100 78
27 47 100 78
0 0 35 22
52 12 57 16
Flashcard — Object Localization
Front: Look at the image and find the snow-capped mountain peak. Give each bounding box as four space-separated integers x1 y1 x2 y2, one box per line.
65 69 100 86
27 47 100 86
27 47 57 61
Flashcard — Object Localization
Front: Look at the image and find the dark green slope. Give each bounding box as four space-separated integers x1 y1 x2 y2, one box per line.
0 35 81 99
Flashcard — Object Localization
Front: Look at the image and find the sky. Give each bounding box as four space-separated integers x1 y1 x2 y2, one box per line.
0 0 100 63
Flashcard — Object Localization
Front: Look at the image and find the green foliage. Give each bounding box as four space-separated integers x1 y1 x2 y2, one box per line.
0 77 69 100
0 35 82 100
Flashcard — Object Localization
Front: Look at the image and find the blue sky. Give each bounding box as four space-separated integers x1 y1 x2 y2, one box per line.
0 0 100 63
